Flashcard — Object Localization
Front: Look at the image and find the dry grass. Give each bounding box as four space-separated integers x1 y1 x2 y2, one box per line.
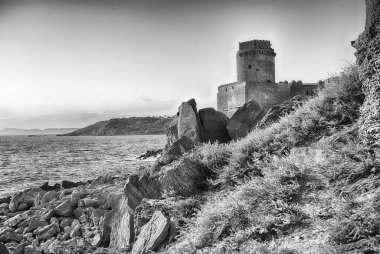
164 63 380 254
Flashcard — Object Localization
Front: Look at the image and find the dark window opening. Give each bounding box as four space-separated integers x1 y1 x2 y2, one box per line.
232 86 234 90
248 65 252 69
267 80 271 83
306 91 310 96
256 69 260 71
225 88 227 92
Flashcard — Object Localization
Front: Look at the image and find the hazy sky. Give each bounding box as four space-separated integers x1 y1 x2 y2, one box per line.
0 0 365 124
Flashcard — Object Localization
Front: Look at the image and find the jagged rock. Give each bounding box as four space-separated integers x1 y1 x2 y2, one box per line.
177 99 202 144
132 211 170 254
353 0 380 146
134 200 168 237
0 203 9 214
137 149 163 160
0 196 11 205
40 209 55 222
40 182 60 191
41 191 58 204
78 198 102 208
158 157 213 196
124 174 162 210
59 218 74 229
199 107 231 143
54 198 78 217
4 212 28 227
70 225 82 238
27 220 49 232
35 224 60 241
256 96 303 129
13 243 29 254
17 203 29 211
154 136 195 170
0 229 22 243
24 246 42 254
0 242 8 254
71 189 88 199
101 196 134 249
165 118 179 149
227 100 267 140
62 180 84 189
9 188 43 212
73 207 85 219
92 233 102 247
32 239 39 247
59 189 74 199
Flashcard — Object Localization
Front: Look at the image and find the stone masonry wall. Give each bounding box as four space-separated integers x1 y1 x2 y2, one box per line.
354 0 380 146
217 82 246 117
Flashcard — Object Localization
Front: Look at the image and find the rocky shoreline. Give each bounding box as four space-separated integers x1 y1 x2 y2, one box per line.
0 98 303 254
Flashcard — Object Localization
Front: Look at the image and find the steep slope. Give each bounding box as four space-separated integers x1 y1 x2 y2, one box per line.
61 117 173 136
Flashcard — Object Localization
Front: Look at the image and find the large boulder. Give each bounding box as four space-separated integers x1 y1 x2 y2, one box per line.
131 211 170 254
199 108 231 143
102 195 134 249
256 96 303 129
177 99 202 144
9 188 43 212
158 157 213 196
353 0 380 146
124 174 162 210
227 100 267 140
54 198 78 217
165 117 179 149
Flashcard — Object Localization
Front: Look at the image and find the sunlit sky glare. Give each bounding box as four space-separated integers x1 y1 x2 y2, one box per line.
0 0 365 125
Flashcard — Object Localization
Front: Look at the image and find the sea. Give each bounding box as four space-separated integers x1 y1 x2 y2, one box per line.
0 135 166 198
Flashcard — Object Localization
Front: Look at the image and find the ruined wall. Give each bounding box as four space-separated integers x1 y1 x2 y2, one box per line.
353 0 380 146
290 83 317 98
217 82 246 117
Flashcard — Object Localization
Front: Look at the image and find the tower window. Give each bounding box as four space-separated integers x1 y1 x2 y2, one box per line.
248 65 252 69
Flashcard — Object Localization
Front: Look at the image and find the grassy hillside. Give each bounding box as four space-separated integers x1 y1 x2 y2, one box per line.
158 64 379 253
61 116 173 136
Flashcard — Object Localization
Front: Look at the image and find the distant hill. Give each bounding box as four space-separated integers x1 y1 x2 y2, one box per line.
61 117 174 136
0 128 79 136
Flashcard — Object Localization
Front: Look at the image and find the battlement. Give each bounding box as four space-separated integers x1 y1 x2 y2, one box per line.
239 40 272 51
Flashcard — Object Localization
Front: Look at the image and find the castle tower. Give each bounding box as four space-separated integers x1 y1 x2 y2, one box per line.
236 40 276 83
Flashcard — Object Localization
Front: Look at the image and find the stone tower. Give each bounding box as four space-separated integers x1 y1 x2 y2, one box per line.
236 40 276 83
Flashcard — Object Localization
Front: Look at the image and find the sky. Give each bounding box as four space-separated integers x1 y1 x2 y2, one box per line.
0 0 366 128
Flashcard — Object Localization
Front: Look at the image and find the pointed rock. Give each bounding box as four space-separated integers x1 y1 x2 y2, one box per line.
132 211 170 254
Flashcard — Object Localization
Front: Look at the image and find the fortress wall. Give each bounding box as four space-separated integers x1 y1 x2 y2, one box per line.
237 51 275 83
290 84 318 98
217 82 245 117
245 82 291 109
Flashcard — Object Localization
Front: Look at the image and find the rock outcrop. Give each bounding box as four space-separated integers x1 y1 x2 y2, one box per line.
199 108 231 143
177 99 202 144
227 100 267 140
158 157 213 196
103 196 135 249
353 0 380 146
256 96 303 129
124 174 162 210
153 136 195 170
